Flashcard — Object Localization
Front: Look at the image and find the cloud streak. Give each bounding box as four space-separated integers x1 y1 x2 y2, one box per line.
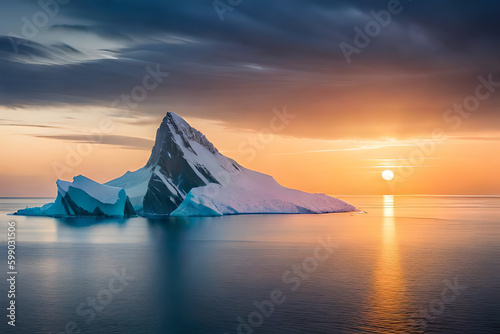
0 0 499 140
34 134 154 150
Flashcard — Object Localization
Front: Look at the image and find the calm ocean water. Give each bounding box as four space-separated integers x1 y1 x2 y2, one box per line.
0 196 499 334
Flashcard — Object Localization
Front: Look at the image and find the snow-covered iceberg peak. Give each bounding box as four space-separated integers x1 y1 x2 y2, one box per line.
14 112 356 217
107 111 355 216
137 112 240 214
146 112 218 167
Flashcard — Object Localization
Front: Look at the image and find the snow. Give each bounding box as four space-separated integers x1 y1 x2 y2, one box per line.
15 112 356 217
105 166 152 210
70 175 122 204
171 168 356 216
15 175 136 217
161 113 235 185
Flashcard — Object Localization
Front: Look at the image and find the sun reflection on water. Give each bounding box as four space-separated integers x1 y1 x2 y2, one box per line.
364 195 412 333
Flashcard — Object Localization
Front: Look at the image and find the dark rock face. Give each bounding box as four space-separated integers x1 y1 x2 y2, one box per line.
62 192 98 216
59 191 136 217
146 113 218 168
142 113 220 215
123 198 137 217
14 112 357 218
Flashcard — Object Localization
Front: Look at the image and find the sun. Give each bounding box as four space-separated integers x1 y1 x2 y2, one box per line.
381 169 394 181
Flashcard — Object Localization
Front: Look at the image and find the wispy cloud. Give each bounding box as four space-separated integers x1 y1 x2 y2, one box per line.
1 0 499 141
358 165 430 168
33 134 154 150
0 123 63 129
268 143 418 156
450 135 500 142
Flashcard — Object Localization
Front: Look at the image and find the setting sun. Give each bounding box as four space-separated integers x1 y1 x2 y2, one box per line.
1 1 500 334
382 170 394 181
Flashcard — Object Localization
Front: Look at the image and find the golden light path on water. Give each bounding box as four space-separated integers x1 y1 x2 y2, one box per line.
362 195 412 333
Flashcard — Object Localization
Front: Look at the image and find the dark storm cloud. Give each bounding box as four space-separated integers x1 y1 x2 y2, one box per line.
0 36 82 62
0 0 500 139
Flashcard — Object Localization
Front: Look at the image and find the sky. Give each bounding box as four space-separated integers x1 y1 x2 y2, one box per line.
0 0 499 196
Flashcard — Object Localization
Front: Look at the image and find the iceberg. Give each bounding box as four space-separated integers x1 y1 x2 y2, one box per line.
15 112 356 217
15 175 136 217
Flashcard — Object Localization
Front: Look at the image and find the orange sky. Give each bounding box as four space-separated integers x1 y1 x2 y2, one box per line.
1 106 499 197
1 0 500 197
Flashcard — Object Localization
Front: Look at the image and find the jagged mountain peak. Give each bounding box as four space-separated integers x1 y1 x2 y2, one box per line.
15 112 356 217
146 112 218 167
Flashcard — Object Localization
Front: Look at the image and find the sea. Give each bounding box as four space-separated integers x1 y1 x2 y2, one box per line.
0 195 499 334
